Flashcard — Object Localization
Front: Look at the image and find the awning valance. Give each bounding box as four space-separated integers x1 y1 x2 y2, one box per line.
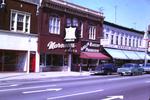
122 50 141 60
80 52 110 59
105 48 128 59
105 48 150 60
135 51 150 60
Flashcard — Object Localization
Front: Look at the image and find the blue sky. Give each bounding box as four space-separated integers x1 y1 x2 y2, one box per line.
67 0 150 31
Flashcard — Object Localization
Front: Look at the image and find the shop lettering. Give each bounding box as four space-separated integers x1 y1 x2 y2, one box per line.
47 41 75 50
85 48 99 52
47 41 64 49
81 42 90 51
104 44 145 51
89 42 100 48
81 42 100 51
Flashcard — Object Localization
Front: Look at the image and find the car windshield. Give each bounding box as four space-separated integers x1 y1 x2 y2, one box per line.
122 64 137 68
145 63 150 67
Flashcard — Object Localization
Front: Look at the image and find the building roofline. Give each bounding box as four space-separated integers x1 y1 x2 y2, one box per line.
104 21 144 34
20 0 40 5
43 0 104 19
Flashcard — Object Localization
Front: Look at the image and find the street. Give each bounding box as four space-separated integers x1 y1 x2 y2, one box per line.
0 74 150 100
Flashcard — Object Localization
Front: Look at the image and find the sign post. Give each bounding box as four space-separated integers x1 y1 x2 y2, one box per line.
64 27 76 72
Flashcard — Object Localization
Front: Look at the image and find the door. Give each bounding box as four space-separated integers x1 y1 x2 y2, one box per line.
30 53 36 72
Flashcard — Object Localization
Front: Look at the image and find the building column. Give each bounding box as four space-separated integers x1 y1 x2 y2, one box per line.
35 51 40 72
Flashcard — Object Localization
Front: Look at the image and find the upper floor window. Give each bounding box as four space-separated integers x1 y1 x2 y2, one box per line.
116 35 118 45
89 25 96 40
66 18 78 27
120 37 123 45
10 10 30 33
136 39 138 47
49 16 60 34
133 39 135 47
125 37 127 46
111 35 114 44
129 39 131 47
80 22 83 38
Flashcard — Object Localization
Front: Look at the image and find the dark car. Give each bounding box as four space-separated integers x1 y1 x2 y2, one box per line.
117 63 144 76
91 63 117 75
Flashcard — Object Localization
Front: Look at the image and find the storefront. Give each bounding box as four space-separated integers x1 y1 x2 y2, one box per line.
80 41 110 71
102 21 148 66
39 38 79 71
104 47 150 65
0 30 39 72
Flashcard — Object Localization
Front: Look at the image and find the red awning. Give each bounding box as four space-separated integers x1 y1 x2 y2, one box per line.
80 52 110 59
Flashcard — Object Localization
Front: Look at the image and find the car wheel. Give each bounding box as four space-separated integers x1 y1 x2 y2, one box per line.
120 73 123 76
107 71 111 75
131 73 134 76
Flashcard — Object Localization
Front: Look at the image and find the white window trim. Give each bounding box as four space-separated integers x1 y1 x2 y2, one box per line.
49 16 60 35
10 9 31 33
80 22 83 38
89 25 96 40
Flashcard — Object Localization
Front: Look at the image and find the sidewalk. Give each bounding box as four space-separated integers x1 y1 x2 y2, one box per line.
0 71 91 81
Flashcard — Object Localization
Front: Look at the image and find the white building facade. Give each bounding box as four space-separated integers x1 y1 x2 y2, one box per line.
101 21 150 65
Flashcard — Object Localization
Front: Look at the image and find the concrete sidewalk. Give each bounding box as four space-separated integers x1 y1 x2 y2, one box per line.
0 71 90 81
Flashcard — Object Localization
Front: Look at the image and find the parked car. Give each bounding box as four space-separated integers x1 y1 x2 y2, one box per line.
142 63 150 74
91 63 117 75
117 63 144 76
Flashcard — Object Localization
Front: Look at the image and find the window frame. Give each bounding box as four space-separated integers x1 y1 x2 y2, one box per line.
49 15 61 35
66 17 79 27
89 25 96 40
10 10 31 33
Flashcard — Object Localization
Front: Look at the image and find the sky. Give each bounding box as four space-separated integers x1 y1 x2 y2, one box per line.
67 0 150 31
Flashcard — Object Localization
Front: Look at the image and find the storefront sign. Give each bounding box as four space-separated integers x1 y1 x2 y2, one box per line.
47 41 75 50
81 42 100 52
64 27 76 42
104 44 145 51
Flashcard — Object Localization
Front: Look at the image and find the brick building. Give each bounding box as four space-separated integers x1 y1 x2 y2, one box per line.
0 0 40 72
38 0 109 72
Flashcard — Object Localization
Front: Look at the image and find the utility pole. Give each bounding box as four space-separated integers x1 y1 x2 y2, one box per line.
114 5 117 24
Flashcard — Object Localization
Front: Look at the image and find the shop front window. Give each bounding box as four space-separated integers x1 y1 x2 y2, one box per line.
0 51 25 72
46 54 63 66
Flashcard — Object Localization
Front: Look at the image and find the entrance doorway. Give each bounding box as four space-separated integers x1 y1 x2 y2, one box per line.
30 53 36 72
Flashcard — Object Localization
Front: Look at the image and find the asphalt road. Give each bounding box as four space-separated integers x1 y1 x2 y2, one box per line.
0 74 150 100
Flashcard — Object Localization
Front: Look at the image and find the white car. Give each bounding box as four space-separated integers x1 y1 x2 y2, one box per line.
142 63 150 74
117 63 144 76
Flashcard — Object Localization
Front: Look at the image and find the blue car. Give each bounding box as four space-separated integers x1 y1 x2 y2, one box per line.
91 63 117 75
